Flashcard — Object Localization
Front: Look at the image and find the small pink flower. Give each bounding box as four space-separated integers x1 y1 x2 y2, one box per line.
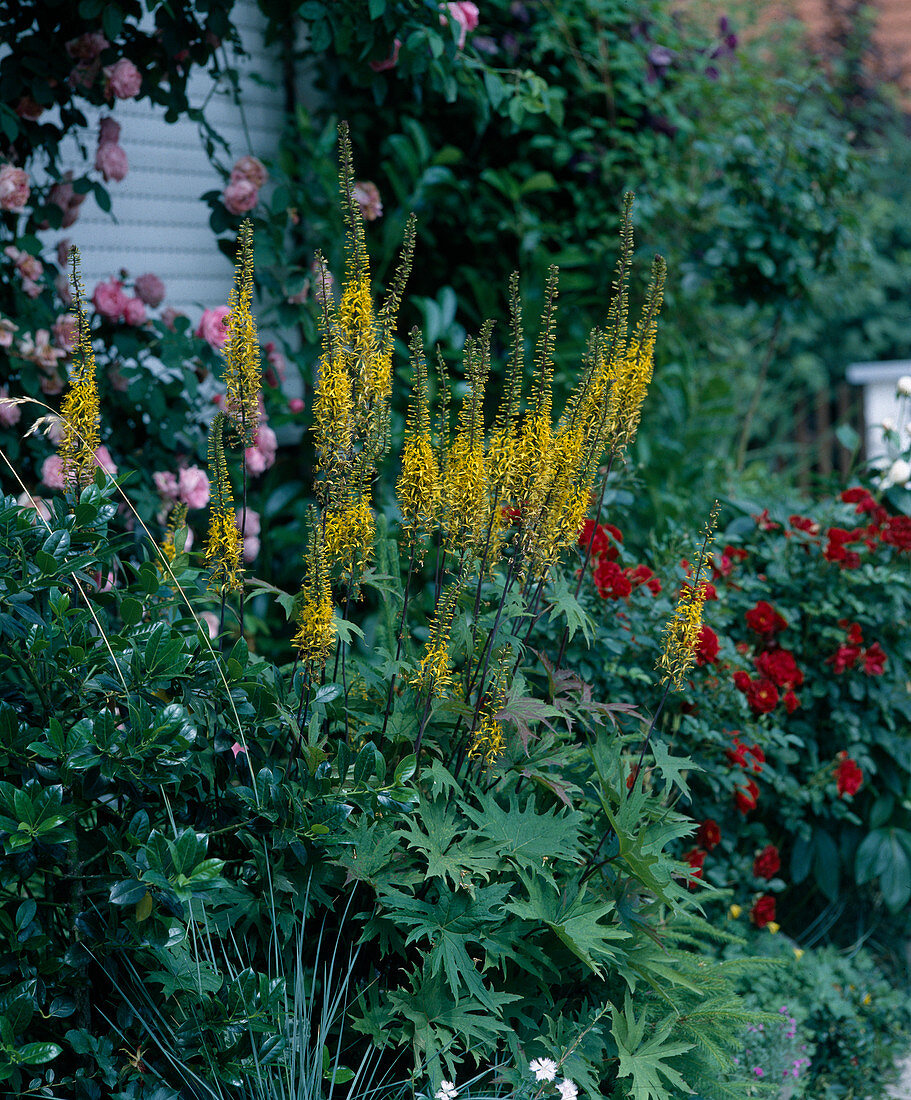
104 58 142 100
0 165 30 211
235 507 261 537
196 305 230 349
353 180 383 221
93 570 115 592
0 387 21 428
98 117 121 145
153 471 180 500
0 318 18 349
440 2 480 48
93 445 118 476
92 278 129 322
369 38 401 72
242 534 260 562
48 175 86 229
263 341 286 387
201 611 220 640
5 246 42 282
289 397 305 413
95 142 128 182
231 741 246 758
230 155 268 188
51 315 77 352
222 176 258 215
122 297 146 325
66 32 109 61
134 273 165 307
178 466 210 510
41 454 67 490
245 424 277 477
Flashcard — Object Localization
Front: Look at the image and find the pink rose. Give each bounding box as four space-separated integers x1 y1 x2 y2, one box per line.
93 445 118 476
92 278 129 322
0 318 18 349
0 166 30 211
122 297 146 325
289 397 305 413
230 155 268 188
178 465 210 510
353 181 383 221
441 2 479 47
195 305 230 349
95 142 128 182
40 373 64 396
222 176 258 215
235 507 261 537
244 424 277 477
160 307 183 331
369 38 402 72
56 238 72 268
0 387 21 428
52 315 78 352
104 58 142 100
200 611 220 640
41 454 67 490
48 174 86 229
55 274 73 306
134 273 165 307
242 534 260 562
98 117 121 145
153 471 180 500
15 97 43 121
66 33 109 61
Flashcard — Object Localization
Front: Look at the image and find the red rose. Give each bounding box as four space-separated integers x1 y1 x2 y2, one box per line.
746 678 779 715
862 642 887 676
732 670 751 692
695 624 720 665
841 621 864 646
746 744 766 773
881 515 911 551
626 563 661 595
696 819 721 850
828 645 861 673
789 514 820 535
750 893 776 928
836 755 863 798
701 581 718 601
745 601 787 635
593 558 632 599
755 648 804 689
783 690 800 713
752 509 780 531
726 736 749 768
735 778 759 814
841 486 870 505
683 848 706 885
753 844 781 879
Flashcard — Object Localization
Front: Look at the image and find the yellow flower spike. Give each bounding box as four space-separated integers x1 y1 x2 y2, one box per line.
657 503 719 690
223 220 262 447
292 520 336 676
410 584 461 700
160 502 189 567
323 481 376 585
204 414 243 592
469 648 511 768
729 905 742 919
397 329 440 541
58 248 101 490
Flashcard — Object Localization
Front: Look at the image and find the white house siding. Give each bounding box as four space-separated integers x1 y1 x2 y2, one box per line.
48 0 287 319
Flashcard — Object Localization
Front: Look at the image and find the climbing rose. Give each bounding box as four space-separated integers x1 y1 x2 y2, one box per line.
178 466 210 510
750 894 776 928
696 820 721 850
122 297 146 326
245 424 277 477
353 180 383 221
223 176 258 215
753 845 781 880
835 755 863 798
440 2 480 47
735 778 759 814
0 387 20 428
881 515 911 551
95 142 128 181
196 305 230 349
231 155 268 188
104 58 142 99
0 165 30 211
134 273 165 307
683 848 706 883
92 278 129 321
695 624 719 665
755 648 803 689
745 600 787 635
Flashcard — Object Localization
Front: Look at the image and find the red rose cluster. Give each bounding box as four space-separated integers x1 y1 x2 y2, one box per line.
786 486 910 568
726 732 765 813
826 621 887 677
732 601 803 714
577 521 662 600
682 819 723 889
835 751 863 798
750 893 776 928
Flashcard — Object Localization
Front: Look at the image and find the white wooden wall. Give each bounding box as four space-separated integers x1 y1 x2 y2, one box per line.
49 1 286 318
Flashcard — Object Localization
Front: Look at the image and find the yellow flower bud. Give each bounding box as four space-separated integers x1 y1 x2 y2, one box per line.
729 904 742 919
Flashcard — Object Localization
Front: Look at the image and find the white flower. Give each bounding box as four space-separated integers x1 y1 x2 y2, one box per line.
556 1080 578 1100
897 375 911 397
881 417 897 433
886 458 911 488
529 1059 559 1083
435 1082 458 1100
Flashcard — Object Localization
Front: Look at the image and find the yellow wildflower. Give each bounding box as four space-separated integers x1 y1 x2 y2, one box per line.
397 330 440 538
766 922 780 935
160 503 189 567
410 585 460 699
204 414 243 592
324 487 376 582
223 220 261 446
292 523 336 675
729 905 742 919
58 248 101 489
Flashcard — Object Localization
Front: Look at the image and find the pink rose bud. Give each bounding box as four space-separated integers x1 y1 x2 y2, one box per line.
369 37 402 72
178 465 210 510
222 176 258 215
195 305 230 349
92 278 129 322
289 397 305 413
441 2 480 47
95 142 128 182
104 58 142 100
98 117 121 145
0 165 30 211
230 155 268 188
134 272 165 307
